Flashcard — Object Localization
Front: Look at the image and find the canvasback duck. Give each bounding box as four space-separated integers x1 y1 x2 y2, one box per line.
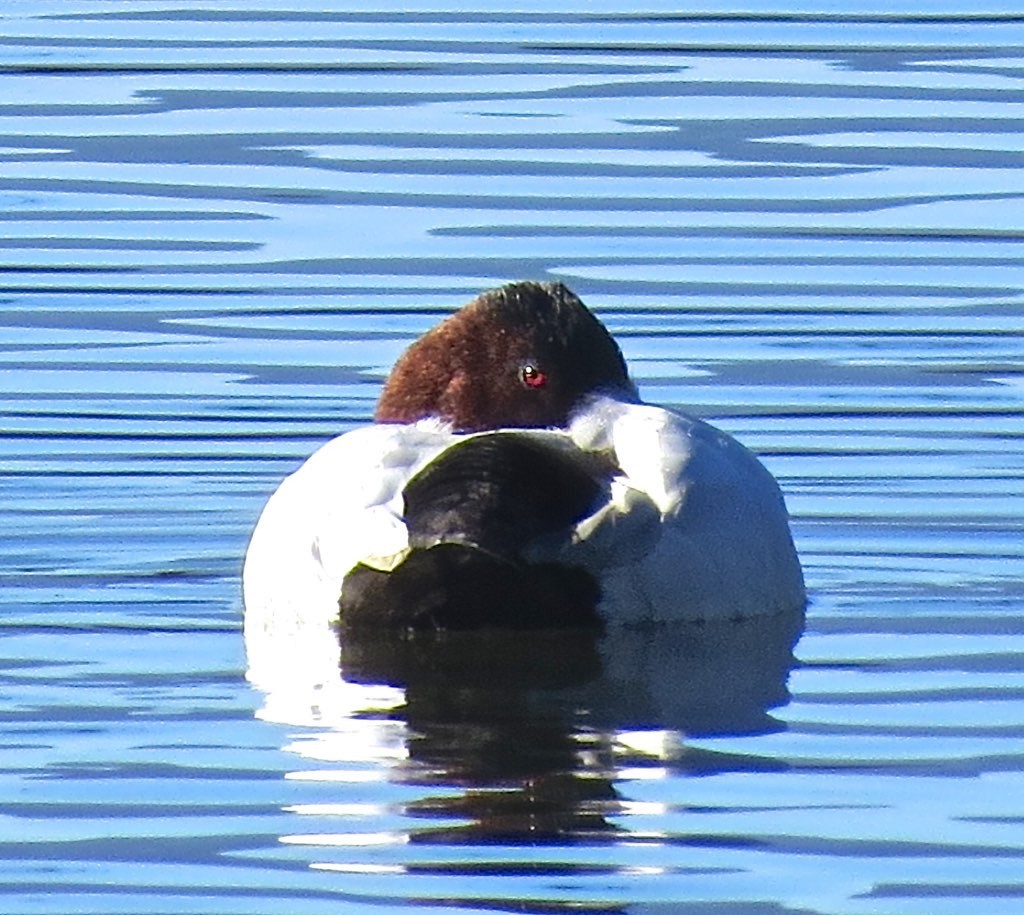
242 281 805 642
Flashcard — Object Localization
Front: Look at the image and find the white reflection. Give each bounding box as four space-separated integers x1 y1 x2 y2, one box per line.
246 594 803 883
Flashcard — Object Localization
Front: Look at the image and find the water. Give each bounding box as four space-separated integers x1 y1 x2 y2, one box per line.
2 3 1023 913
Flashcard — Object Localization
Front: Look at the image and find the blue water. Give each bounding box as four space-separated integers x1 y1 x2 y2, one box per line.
2 3 1023 913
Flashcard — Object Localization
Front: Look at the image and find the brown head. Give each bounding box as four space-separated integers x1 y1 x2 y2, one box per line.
374 281 637 432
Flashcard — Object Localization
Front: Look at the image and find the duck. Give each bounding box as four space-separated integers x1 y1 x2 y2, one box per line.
242 281 805 642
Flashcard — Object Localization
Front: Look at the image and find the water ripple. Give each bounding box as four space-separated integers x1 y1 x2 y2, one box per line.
2 3 1023 914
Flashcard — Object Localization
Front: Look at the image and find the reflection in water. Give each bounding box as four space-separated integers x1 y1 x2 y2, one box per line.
253 609 803 858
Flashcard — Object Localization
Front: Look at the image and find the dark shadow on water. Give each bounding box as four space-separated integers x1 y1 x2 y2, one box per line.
341 611 806 738
338 610 805 847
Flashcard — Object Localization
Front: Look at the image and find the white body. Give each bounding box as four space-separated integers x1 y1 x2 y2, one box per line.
243 397 804 688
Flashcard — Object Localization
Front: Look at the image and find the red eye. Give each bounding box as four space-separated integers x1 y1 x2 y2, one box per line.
519 362 547 389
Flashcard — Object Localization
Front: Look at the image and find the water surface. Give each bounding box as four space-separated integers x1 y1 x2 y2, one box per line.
2 4 1023 913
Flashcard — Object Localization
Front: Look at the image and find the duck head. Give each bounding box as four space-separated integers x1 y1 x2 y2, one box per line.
375 281 638 432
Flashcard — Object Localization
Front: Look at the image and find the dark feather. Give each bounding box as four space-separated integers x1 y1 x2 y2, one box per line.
338 433 609 632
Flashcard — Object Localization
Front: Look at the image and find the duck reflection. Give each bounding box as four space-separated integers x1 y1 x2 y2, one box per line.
333 611 804 844
248 601 802 854
340 629 614 844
